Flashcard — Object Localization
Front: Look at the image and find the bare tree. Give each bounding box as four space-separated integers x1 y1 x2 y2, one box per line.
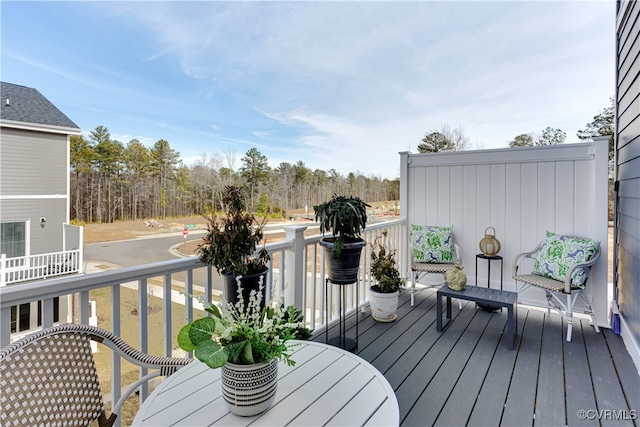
222 147 238 185
441 124 469 151
418 124 469 153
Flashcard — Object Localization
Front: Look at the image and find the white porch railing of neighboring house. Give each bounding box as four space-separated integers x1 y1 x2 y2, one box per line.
0 218 406 426
0 249 83 286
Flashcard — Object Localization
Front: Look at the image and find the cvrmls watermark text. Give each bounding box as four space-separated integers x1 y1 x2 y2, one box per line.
577 409 637 421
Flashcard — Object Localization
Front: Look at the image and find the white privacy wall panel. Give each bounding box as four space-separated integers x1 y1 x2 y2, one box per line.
400 141 610 325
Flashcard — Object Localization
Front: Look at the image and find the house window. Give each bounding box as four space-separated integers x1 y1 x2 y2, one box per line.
10 306 17 333
10 303 32 333
1 222 26 258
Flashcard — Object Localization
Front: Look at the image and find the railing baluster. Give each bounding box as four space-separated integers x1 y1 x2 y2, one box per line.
42 298 54 328
204 266 212 304
184 270 194 359
163 273 172 358
1 306 10 346
277 249 285 298
111 284 122 422
79 290 90 324
139 278 149 402
309 245 316 327
185 269 193 323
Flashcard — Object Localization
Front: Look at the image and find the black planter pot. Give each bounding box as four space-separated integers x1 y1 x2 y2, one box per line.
320 238 365 284
222 267 269 309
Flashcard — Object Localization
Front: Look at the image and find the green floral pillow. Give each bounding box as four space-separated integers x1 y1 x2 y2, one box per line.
412 225 454 264
532 231 600 288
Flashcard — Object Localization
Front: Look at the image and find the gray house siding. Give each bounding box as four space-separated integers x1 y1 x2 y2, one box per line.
0 128 68 195
0 127 69 256
0 82 79 260
1 199 68 255
616 0 640 370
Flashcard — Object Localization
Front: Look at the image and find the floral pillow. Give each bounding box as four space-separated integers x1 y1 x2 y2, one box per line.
532 231 600 288
412 225 454 264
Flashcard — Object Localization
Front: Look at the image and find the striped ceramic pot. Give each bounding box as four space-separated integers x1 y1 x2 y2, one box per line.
221 358 278 416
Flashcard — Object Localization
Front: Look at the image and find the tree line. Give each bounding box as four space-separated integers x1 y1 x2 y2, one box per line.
71 101 612 224
70 126 400 223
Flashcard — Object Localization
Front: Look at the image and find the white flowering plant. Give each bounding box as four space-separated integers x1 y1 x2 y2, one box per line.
177 283 313 369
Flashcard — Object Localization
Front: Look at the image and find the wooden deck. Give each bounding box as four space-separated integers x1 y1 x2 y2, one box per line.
314 286 639 426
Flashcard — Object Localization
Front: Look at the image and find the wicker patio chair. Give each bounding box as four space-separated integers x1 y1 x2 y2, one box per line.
410 225 462 306
513 233 601 342
0 323 192 427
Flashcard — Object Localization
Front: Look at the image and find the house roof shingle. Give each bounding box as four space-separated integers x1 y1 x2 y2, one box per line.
0 82 79 130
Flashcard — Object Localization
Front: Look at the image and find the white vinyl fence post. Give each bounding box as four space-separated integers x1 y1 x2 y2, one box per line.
283 225 308 311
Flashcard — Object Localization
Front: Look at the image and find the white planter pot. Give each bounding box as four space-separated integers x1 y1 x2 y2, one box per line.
369 289 399 322
221 359 278 416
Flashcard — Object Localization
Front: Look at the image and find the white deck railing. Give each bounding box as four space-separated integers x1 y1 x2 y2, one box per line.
0 249 83 286
0 218 406 424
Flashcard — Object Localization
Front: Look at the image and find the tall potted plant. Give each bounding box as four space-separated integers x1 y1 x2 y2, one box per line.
198 185 270 307
314 194 370 284
369 231 405 322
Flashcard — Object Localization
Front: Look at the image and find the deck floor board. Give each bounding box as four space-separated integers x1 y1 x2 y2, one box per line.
565 319 600 427
535 312 565 426
583 323 635 427
603 328 640 412
312 287 639 427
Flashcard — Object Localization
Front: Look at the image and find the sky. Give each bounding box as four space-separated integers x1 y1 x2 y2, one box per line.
1 1 615 179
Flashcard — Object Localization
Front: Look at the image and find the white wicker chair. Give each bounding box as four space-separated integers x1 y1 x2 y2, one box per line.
410 227 462 306
513 237 601 342
0 323 192 427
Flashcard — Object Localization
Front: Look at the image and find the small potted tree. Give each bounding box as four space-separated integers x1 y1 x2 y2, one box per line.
198 185 270 307
314 194 370 284
369 231 405 322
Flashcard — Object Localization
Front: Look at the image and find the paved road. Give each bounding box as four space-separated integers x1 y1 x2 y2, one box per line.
84 231 204 268
83 229 222 294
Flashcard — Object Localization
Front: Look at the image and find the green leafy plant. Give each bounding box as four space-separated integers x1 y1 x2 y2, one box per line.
198 185 270 275
370 231 405 293
178 282 313 368
313 194 370 256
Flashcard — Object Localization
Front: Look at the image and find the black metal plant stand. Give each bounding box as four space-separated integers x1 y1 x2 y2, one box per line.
475 254 504 312
325 278 359 352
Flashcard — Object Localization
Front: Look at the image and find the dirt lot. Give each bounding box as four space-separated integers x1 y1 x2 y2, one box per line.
82 215 211 244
